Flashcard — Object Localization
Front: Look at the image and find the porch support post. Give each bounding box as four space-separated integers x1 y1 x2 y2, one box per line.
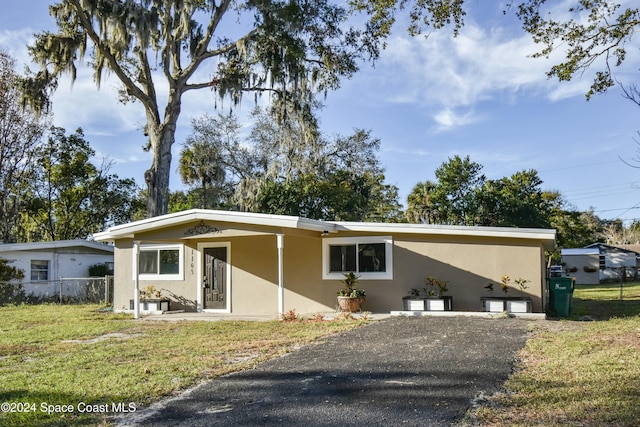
277 234 284 319
133 240 141 320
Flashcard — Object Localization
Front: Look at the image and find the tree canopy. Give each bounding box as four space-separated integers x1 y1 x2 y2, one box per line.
355 0 639 100
0 51 49 243
22 127 140 241
176 107 403 221
24 0 381 217
516 0 640 100
178 113 248 210
406 155 556 229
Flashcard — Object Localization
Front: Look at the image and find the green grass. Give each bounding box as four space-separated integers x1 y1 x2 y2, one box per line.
7 286 640 427
0 305 364 426
471 282 640 426
571 282 640 319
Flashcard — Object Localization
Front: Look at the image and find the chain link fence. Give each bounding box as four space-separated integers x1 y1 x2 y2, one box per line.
599 267 638 283
0 276 113 306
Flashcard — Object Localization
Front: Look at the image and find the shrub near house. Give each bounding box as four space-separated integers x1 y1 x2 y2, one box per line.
0 257 25 305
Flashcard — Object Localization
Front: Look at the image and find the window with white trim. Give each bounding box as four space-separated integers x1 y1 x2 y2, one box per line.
134 244 184 280
322 236 393 280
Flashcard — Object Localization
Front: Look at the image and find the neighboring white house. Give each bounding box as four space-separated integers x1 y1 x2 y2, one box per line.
585 243 640 282
561 243 640 284
0 240 114 298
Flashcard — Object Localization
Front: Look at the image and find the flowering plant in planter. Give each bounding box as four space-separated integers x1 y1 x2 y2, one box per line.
337 272 365 312
486 275 530 296
424 276 449 297
402 276 453 311
337 272 366 298
135 285 170 312
482 275 531 313
140 285 162 299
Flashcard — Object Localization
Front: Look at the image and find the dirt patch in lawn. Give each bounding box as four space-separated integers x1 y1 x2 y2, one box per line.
62 332 142 344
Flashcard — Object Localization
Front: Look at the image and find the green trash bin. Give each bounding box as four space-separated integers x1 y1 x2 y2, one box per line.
548 277 575 317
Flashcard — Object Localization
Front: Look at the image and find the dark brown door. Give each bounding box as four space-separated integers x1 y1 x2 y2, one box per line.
203 247 227 310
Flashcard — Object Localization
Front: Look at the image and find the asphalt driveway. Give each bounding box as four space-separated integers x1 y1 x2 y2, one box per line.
121 316 530 426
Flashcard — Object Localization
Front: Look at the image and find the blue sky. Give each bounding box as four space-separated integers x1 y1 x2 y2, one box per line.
2 1 640 223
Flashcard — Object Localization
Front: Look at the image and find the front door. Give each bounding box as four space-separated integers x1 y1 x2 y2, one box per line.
203 247 227 310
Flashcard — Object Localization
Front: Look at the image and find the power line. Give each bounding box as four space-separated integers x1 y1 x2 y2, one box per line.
594 206 640 214
538 159 625 173
570 189 640 201
561 182 640 196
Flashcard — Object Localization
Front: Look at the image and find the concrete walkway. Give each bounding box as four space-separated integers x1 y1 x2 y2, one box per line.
140 310 546 322
141 311 391 322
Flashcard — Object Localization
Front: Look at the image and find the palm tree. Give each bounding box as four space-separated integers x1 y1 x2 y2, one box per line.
406 180 439 224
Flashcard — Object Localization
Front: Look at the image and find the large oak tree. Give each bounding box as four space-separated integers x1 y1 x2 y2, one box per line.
23 0 380 217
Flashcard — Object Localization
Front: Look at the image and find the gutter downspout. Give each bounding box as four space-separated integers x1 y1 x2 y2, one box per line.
277 234 284 319
133 240 141 320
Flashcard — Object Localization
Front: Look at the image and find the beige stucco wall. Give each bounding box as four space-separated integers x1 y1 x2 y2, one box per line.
293 233 546 313
112 239 200 311
385 235 545 312
111 226 548 315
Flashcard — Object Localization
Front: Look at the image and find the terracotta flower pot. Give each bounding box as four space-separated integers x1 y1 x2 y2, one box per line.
337 296 364 312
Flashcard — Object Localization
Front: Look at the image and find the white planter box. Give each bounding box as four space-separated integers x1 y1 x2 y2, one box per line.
130 299 170 313
484 300 505 312
426 299 445 311
143 300 169 312
403 299 425 311
506 300 531 313
482 297 532 313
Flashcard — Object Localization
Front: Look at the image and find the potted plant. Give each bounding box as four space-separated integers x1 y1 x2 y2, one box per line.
482 281 502 313
423 276 453 311
402 277 453 311
507 277 531 313
337 272 366 312
482 275 531 313
133 285 170 313
402 288 425 311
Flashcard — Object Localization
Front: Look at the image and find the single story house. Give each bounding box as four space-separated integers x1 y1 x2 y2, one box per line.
561 243 640 284
587 243 640 282
0 240 114 297
94 209 555 316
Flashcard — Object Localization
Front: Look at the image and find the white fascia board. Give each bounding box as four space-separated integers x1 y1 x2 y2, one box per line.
561 248 599 256
332 222 556 245
93 209 335 241
0 239 113 253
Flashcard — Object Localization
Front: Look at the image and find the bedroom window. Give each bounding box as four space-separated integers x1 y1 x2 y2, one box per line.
134 244 183 280
323 236 393 280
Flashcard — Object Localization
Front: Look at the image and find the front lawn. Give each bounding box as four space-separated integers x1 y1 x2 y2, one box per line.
0 305 363 426
470 282 640 426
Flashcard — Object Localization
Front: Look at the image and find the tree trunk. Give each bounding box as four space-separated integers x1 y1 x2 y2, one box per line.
144 92 181 218
145 125 174 218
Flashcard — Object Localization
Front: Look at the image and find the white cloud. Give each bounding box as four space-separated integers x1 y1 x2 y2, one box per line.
432 108 480 132
51 74 146 135
0 29 36 65
368 17 593 130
